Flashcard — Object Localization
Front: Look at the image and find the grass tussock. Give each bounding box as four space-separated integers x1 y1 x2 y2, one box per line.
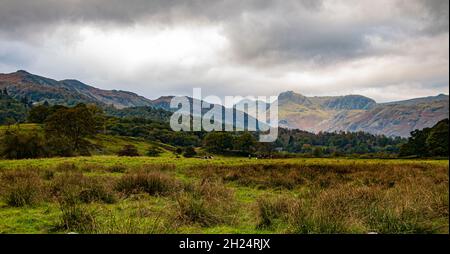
175 179 236 227
107 164 127 173
51 172 116 204
190 162 448 191
58 197 97 233
115 171 179 196
54 162 79 172
0 169 46 207
93 204 170 234
255 195 298 229
255 179 448 233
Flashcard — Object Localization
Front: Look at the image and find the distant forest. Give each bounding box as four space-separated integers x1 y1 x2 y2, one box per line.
0 92 448 159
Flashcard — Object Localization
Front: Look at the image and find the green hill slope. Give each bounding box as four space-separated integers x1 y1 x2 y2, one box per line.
0 124 176 157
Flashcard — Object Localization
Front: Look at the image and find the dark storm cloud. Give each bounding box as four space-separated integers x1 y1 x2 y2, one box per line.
0 0 448 101
0 0 447 66
415 0 449 35
223 0 449 66
0 0 272 32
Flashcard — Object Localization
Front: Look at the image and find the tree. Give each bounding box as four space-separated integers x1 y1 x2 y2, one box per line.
399 128 431 157
256 142 275 155
235 132 257 155
203 132 234 154
44 104 105 154
399 119 449 157
28 105 51 123
312 146 323 157
0 93 28 124
183 146 197 158
426 119 449 157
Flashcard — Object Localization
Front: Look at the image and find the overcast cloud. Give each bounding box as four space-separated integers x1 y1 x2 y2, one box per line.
0 0 448 102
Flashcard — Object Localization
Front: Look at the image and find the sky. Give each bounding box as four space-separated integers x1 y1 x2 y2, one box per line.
0 0 448 102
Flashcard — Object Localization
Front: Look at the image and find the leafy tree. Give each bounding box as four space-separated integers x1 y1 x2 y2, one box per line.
203 132 234 153
400 119 449 157
0 93 28 124
44 103 104 154
426 119 449 156
28 104 51 123
45 135 75 157
256 142 275 155
234 132 257 155
399 128 431 157
312 146 323 157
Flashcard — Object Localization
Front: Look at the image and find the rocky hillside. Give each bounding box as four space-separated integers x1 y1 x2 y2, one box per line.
0 70 153 108
274 91 449 137
0 70 264 129
1 71 447 137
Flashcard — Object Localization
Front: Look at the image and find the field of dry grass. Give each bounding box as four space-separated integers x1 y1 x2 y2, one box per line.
0 156 448 234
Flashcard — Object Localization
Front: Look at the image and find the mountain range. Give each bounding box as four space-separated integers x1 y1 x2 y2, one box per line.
0 70 263 130
0 70 448 137
275 91 448 137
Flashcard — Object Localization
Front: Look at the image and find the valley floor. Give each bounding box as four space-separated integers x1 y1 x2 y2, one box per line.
0 156 448 234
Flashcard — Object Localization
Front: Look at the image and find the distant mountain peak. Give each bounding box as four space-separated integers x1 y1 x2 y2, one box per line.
15 70 31 75
279 90 305 98
278 90 312 106
154 95 175 101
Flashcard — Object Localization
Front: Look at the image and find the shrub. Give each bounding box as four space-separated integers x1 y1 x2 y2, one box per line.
78 178 116 204
174 147 183 155
1 130 47 159
146 146 163 157
115 171 178 196
0 169 45 207
183 147 197 158
117 145 140 157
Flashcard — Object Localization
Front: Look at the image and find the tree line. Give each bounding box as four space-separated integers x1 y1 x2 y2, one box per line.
399 119 449 157
2 102 446 159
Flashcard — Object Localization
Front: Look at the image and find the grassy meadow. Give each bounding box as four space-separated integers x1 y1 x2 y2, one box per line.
0 155 448 234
